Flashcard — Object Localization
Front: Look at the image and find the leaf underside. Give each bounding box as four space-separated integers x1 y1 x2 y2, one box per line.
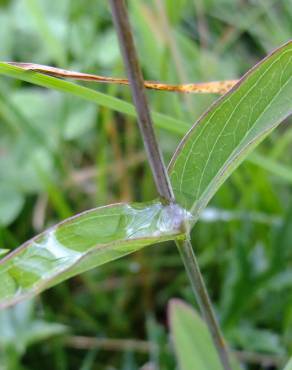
169 41 292 221
0 201 184 309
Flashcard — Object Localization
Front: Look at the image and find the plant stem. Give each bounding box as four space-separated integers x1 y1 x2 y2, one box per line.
109 0 174 202
177 238 232 370
108 1 232 370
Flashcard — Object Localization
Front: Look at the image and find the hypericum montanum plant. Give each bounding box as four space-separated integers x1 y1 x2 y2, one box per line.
0 1 291 369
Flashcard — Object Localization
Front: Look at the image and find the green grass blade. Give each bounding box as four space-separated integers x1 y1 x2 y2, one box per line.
0 201 186 309
248 152 292 184
169 41 292 219
1 62 290 186
168 299 241 370
0 62 189 136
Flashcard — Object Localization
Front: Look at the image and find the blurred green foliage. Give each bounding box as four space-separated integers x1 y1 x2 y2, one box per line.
0 0 292 369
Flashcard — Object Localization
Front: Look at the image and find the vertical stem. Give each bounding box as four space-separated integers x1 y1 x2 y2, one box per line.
109 0 174 202
108 1 232 370
177 239 232 370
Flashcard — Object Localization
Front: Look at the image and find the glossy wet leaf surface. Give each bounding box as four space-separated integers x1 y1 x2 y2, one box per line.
169 41 292 220
0 201 187 309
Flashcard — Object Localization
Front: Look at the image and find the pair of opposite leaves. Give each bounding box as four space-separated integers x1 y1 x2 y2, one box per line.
0 40 291 308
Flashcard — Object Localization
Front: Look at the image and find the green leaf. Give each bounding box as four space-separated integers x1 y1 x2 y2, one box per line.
25 0 66 66
169 299 222 370
0 184 24 226
168 299 241 370
0 249 9 257
248 152 292 184
0 201 186 309
169 41 292 219
0 299 66 355
0 62 190 136
228 325 284 355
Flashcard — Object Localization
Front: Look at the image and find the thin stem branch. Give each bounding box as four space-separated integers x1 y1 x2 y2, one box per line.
109 0 174 202
176 239 232 370
108 1 232 370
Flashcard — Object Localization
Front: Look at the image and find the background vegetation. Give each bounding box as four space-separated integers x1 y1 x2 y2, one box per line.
0 0 292 369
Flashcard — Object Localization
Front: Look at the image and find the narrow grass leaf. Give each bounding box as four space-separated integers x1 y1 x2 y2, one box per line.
169 41 292 220
0 62 189 135
248 152 292 184
1 62 291 186
0 201 186 309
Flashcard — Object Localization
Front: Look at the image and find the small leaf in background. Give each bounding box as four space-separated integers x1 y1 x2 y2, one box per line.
168 299 241 370
0 141 55 195
62 96 98 140
169 41 292 220
0 299 66 356
0 201 187 309
169 299 223 370
228 325 284 355
0 249 9 257
0 184 24 227
95 30 120 67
